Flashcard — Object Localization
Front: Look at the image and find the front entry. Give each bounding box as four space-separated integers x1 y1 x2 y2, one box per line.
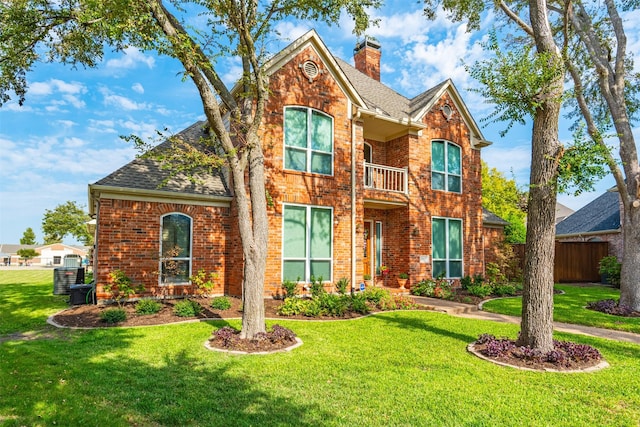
363 220 381 279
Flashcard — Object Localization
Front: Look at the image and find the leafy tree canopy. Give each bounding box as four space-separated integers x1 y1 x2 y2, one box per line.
19 227 37 245
481 161 527 244
17 248 38 260
42 201 93 245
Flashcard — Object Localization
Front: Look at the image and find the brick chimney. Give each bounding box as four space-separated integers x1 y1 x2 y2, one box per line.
354 38 381 81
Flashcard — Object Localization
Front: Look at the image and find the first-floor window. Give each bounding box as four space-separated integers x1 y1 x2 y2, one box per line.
282 204 332 282
432 217 462 278
160 213 192 284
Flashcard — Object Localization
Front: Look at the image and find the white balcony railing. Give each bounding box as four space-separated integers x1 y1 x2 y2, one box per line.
364 162 408 194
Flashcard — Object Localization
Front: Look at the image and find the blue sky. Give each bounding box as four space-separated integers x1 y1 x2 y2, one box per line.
1 2 638 244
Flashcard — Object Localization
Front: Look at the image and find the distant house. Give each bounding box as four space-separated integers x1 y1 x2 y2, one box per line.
555 202 574 224
555 190 622 259
0 243 88 266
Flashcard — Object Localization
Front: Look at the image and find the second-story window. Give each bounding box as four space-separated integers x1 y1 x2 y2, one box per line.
431 140 461 193
284 107 333 175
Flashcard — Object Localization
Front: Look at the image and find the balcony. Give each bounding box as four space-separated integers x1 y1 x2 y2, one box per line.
364 162 408 194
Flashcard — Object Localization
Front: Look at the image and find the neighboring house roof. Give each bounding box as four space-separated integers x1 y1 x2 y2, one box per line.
89 122 232 215
482 208 510 227
0 244 88 255
555 202 574 224
556 190 620 236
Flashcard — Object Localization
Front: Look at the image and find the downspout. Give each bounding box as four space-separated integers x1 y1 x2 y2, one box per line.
351 109 360 291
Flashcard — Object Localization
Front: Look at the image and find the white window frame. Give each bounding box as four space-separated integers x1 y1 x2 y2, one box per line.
282 203 333 283
159 213 193 285
431 140 462 193
283 106 334 176
431 217 463 278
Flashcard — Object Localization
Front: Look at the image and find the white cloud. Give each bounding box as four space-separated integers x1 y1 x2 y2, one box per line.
106 47 155 70
62 94 86 109
273 22 313 44
30 79 86 96
132 83 145 94
101 90 148 111
63 137 85 148
481 144 532 186
57 120 77 128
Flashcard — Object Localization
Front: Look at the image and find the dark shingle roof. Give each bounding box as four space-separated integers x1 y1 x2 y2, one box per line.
334 57 447 121
555 191 620 235
482 208 510 227
93 121 230 197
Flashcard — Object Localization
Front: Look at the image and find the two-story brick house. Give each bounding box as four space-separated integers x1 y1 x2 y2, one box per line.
88 30 492 302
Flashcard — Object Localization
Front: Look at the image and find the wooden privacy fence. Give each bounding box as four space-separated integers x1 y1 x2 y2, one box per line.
512 242 609 283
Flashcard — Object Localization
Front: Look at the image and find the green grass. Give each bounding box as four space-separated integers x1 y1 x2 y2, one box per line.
482 284 640 334
0 270 68 335
2 272 640 426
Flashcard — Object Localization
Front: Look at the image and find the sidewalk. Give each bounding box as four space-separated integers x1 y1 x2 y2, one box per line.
411 296 640 345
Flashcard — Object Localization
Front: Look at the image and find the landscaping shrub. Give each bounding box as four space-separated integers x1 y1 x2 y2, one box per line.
467 284 494 298
315 293 349 316
173 299 202 317
281 279 298 299
587 299 636 316
309 276 325 298
335 277 350 295
599 256 621 288
363 287 390 304
210 296 232 310
492 284 517 297
411 279 436 297
211 324 296 349
189 269 219 296
349 293 370 314
100 308 127 324
277 297 309 316
302 299 323 317
135 299 162 315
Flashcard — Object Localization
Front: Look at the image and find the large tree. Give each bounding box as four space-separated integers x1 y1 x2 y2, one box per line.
425 0 565 351
0 1 379 339
19 227 37 245
42 201 93 245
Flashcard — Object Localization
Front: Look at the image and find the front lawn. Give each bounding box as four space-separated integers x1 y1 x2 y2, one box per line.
482 284 640 334
2 272 640 426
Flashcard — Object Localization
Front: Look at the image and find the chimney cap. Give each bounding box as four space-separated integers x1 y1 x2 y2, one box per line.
354 37 381 53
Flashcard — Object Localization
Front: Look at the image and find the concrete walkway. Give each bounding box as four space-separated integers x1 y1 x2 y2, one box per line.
411 296 640 345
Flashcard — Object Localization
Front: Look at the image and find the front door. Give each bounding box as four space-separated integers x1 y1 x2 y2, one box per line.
363 220 373 279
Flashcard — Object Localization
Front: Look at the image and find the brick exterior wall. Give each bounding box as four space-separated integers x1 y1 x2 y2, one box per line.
93 198 241 301
483 226 506 267
92 42 488 302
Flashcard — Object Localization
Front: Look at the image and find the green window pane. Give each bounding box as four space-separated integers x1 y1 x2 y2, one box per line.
447 143 461 174
310 260 330 281
432 172 445 190
283 261 305 282
284 206 307 258
432 219 446 259
432 141 445 172
311 152 332 174
285 108 307 148
311 111 332 152
433 261 447 278
449 220 462 259
285 147 307 171
449 261 462 278
162 214 190 257
310 208 331 258
448 176 461 193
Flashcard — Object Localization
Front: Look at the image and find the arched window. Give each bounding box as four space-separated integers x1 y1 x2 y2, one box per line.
431 140 462 193
160 213 192 284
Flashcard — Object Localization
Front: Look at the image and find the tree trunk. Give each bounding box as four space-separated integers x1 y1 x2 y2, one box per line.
619 201 640 309
517 0 563 352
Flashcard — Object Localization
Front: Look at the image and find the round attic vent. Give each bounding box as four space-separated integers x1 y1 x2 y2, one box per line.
302 60 319 80
441 104 453 121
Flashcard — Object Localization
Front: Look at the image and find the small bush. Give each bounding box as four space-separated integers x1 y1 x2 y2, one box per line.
411 279 436 297
309 276 325 298
210 296 232 310
316 293 349 316
277 298 309 316
349 293 370 314
598 256 621 288
335 277 350 295
281 279 299 299
135 299 162 315
492 284 517 297
302 299 323 317
467 284 493 298
362 287 390 304
100 308 127 324
173 299 202 317
460 275 473 290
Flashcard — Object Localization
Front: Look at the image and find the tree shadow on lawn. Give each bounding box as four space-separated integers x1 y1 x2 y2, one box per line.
0 323 336 427
372 311 480 344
